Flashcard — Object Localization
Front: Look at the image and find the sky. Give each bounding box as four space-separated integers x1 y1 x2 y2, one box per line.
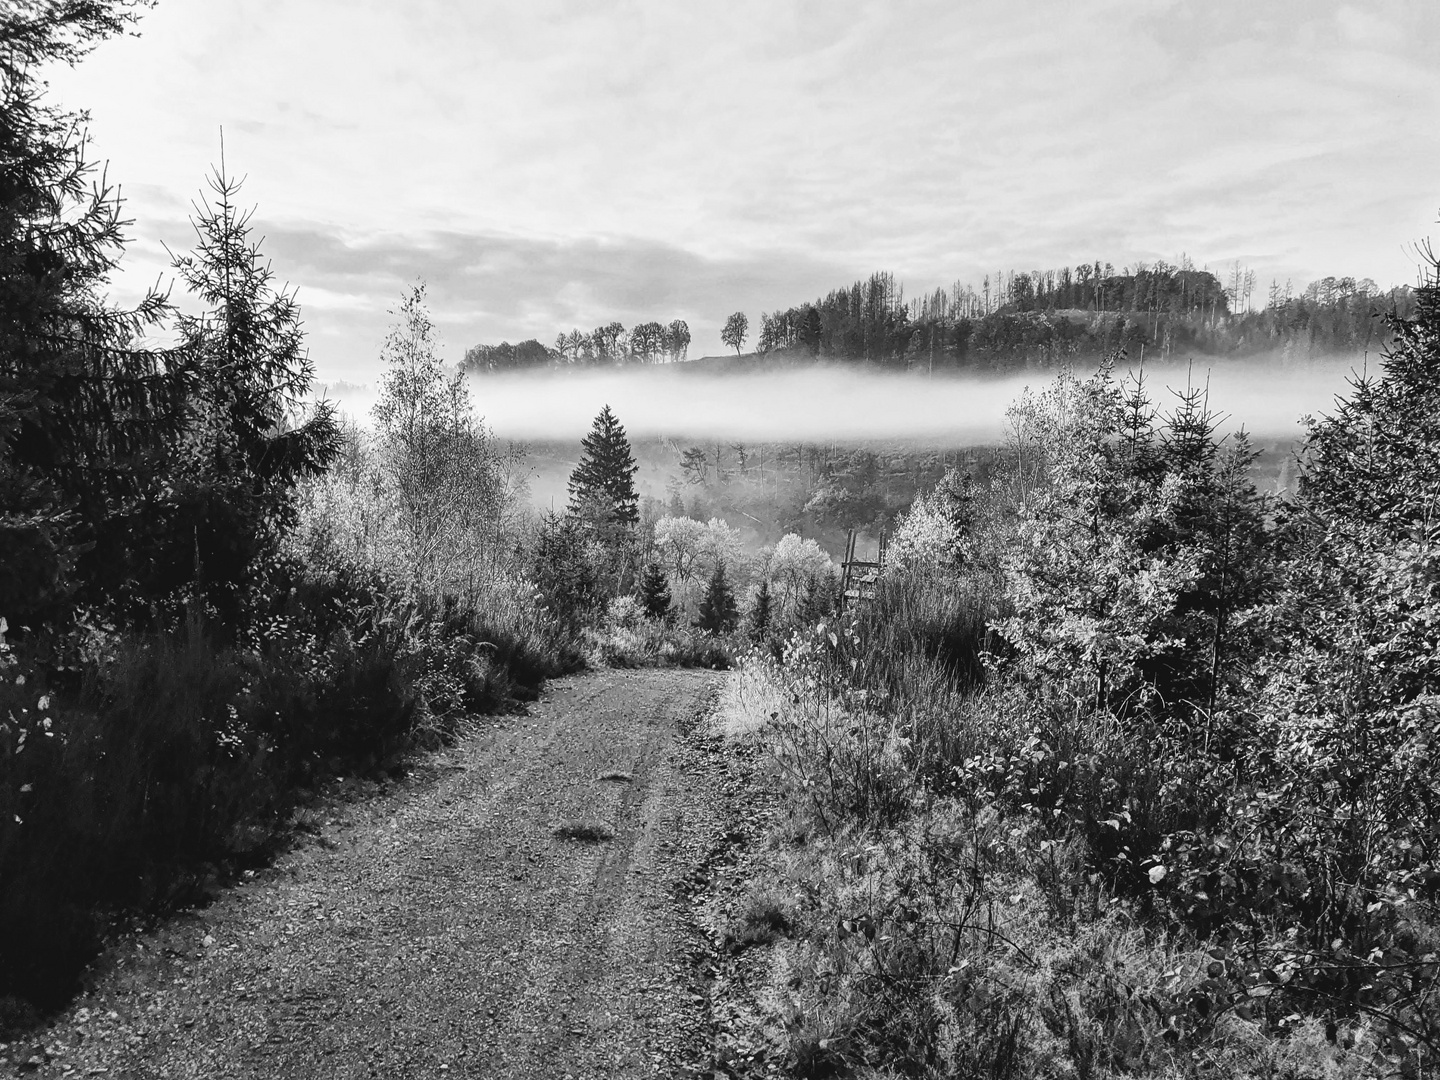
42 0 1440 383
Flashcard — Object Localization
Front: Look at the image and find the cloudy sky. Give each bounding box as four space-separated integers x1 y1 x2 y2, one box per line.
45 0 1440 382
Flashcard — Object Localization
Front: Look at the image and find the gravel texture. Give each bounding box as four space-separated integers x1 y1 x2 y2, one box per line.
0 668 733 1079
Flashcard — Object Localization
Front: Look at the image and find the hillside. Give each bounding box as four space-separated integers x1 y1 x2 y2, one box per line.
463 267 1413 378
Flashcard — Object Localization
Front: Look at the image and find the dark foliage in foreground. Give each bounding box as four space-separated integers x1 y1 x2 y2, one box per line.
0 553 578 1013
0 3 580 1018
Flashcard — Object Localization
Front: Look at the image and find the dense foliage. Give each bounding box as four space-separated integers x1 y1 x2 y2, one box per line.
463 262 1409 378
757 266 1411 372
0 4 575 1017
724 244 1440 1078
0 0 187 626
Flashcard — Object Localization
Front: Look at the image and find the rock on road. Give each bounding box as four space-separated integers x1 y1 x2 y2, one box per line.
8 668 730 1079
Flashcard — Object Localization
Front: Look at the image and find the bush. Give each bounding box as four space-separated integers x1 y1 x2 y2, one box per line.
582 607 736 670
0 550 580 1015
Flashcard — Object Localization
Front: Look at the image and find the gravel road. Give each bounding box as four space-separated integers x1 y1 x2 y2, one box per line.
2 668 731 1079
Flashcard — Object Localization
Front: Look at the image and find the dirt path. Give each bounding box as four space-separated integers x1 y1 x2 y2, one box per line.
3 668 730 1079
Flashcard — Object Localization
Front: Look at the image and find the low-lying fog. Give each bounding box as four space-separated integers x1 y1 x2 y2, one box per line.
322 357 1369 445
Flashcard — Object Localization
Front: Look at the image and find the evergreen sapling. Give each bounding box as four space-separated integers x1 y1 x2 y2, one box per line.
637 561 672 621
697 561 739 634
749 578 773 641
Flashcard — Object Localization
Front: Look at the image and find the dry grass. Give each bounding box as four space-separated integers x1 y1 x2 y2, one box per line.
722 659 1398 1080
725 885 794 951
714 656 786 741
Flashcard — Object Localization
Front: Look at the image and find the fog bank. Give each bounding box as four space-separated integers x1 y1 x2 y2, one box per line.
475 360 1361 445
323 358 1368 445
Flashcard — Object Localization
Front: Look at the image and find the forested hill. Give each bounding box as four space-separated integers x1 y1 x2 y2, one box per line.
464 264 1414 377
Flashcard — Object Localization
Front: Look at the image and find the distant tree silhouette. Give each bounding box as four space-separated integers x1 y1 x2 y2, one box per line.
665 319 691 362
629 321 665 363
721 312 749 356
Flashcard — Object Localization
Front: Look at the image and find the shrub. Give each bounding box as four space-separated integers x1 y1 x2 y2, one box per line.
0 549 579 1016
582 611 737 670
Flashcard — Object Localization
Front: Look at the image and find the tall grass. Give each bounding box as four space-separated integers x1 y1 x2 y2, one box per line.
0 550 579 1017
720 549 1434 1077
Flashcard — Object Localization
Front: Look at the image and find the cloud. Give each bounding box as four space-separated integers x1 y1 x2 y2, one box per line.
38 0 1440 383
243 224 857 375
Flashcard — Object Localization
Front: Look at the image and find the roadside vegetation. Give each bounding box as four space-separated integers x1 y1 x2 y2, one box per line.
720 253 1440 1078
0 3 816 1019
6 7 1433 1069
0 4 613 1020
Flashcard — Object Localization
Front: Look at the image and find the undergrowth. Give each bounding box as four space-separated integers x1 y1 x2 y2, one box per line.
718 268 1440 1077
0 552 580 1017
725 650 1406 1079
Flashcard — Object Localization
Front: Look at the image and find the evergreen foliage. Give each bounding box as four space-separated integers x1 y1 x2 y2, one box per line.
696 560 738 634
637 561 672 621
150 164 340 622
530 510 602 631
794 569 839 629
567 404 639 527
1258 244 1440 848
0 0 191 623
748 578 772 640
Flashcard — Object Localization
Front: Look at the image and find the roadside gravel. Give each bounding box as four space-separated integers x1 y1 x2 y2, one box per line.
0 668 732 1079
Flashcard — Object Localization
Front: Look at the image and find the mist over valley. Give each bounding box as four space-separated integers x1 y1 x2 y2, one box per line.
321 353 1363 523
8 4 1440 1077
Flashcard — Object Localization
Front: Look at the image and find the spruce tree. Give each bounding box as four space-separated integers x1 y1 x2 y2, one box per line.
160 162 340 619
748 578 772 640
0 1 193 624
637 561 672 621
568 404 639 526
696 561 739 634
795 570 838 628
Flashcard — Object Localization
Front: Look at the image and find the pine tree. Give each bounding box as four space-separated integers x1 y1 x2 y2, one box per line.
530 510 602 631
794 570 838 628
637 561 672 621
696 561 738 634
160 160 340 618
0 1 193 624
748 578 772 640
568 405 639 526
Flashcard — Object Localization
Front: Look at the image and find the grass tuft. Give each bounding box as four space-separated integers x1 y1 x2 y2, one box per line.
725 885 793 950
